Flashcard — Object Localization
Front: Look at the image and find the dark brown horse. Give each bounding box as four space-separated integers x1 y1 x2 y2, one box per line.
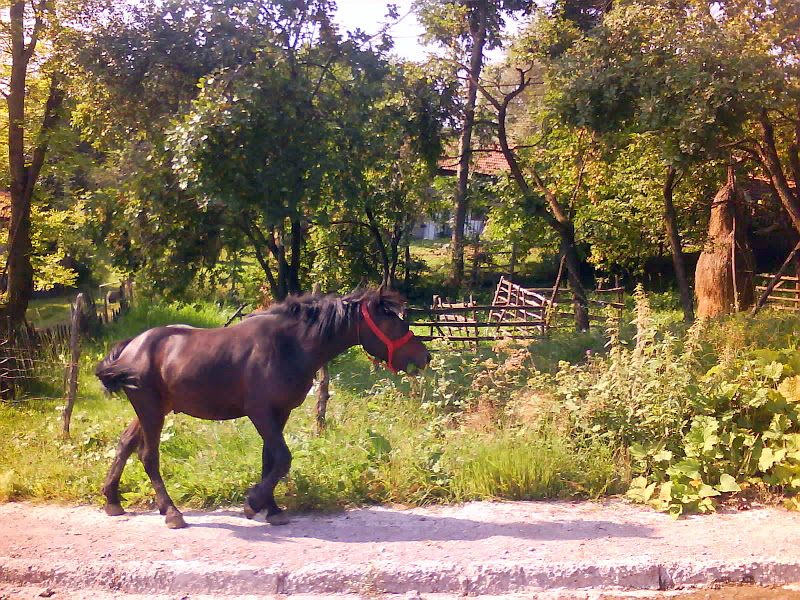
95 288 431 529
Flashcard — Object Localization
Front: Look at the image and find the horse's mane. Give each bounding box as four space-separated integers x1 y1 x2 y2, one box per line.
246 288 406 340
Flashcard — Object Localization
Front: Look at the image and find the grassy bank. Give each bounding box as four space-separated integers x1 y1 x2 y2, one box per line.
3 293 800 517
0 299 620 511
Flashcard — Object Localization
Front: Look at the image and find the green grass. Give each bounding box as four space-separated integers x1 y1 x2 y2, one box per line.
0 297 621 512
26 296 73 329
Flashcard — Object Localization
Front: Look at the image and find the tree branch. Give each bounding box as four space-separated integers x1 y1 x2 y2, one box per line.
25 74 65 201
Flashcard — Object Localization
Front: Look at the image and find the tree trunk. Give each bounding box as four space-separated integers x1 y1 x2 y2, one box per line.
2 1 49 331
261 223 291 301
404 236 412 293
757 107 800 232
288 218 304 296
663 166 694 323
451 1 487 286
559 230 590 331
388 222 404 289
365 207 392 287
490 77 590 330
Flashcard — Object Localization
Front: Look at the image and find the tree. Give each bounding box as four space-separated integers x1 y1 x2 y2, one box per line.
170 0 420 300
1 0 70 329
577 134 717 280
474 61 592 329
550 0 800 319
318 63 449 292
72 0 266 298
416 0 534 287
544 1 783 322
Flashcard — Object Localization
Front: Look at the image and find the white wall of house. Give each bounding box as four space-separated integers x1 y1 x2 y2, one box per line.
412 214 486 240
412 221 439 240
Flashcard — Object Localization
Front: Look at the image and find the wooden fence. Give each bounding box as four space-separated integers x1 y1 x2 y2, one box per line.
755 273 800 311
407 276 624 343
0 282 133 435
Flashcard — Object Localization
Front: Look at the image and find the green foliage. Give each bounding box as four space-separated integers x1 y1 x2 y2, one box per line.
550 2 775 160
574 136 718 275
164 3 451 297
69 0 264 298
415 0 535 55
539 288 800 517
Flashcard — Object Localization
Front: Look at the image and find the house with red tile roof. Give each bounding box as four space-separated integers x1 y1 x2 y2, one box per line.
437 146 512 177
413 146 512 240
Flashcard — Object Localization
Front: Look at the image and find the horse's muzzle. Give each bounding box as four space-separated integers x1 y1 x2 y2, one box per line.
405 349 432 374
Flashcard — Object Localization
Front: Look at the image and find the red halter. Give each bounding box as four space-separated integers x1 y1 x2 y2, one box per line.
359 301 415 374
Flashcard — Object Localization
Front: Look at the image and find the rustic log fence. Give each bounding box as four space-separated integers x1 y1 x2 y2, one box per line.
0 282 133 436
754 273 800 312
408 276 624 343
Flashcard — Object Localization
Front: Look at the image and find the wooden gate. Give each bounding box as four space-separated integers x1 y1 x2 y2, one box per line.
407 277 623 343
755 273 800 311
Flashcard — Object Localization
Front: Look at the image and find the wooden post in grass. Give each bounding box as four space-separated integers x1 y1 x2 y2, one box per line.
62 293 84 437
313 283 330 434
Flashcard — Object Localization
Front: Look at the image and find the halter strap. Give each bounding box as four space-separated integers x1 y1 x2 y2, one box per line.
359 301 415 374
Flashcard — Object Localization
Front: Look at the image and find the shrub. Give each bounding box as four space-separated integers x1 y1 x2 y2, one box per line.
538 286 800 516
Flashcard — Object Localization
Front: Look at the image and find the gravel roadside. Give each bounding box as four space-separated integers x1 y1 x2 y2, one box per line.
2 499 800 598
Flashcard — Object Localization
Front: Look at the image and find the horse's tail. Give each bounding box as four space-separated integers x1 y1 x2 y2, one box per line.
95 338 140 394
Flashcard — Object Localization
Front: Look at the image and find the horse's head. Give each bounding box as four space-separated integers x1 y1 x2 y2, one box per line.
358 289 431 374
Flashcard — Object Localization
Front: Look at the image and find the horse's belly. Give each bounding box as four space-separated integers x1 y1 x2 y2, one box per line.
173 403 245 420
167 385 246 420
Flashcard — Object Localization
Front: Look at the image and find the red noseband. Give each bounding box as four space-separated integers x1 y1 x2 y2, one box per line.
359 301 415 374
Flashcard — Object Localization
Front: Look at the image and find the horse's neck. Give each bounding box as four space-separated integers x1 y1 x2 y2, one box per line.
306 323 360 372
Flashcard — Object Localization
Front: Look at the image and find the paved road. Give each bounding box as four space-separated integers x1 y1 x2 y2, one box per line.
2 499 800 598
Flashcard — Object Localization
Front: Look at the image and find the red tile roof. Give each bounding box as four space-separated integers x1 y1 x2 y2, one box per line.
438 146 511 176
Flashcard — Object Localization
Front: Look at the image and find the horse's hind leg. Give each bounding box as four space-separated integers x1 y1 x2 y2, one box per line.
125 388 187 529
102 419 142 516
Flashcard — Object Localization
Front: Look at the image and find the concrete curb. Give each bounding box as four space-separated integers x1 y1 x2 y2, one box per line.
3 557 800 596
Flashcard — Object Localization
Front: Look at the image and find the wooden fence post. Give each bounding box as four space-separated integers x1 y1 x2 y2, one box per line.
62 293 84 438
312 283 330 434
509 242 518 282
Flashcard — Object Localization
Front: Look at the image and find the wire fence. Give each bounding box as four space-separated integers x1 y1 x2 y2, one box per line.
0 283 132 435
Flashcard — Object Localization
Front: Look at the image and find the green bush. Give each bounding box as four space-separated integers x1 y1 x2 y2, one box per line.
537 286 800 517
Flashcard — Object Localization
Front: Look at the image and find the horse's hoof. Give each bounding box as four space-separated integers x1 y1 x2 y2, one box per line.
266 510 290 526
165 510 188 529
104 503 125 517
243 500 259 520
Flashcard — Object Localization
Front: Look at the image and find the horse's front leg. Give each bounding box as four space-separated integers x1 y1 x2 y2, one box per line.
245 411 291 525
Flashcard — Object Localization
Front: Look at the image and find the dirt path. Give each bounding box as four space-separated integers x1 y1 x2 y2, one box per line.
2 499 800 599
